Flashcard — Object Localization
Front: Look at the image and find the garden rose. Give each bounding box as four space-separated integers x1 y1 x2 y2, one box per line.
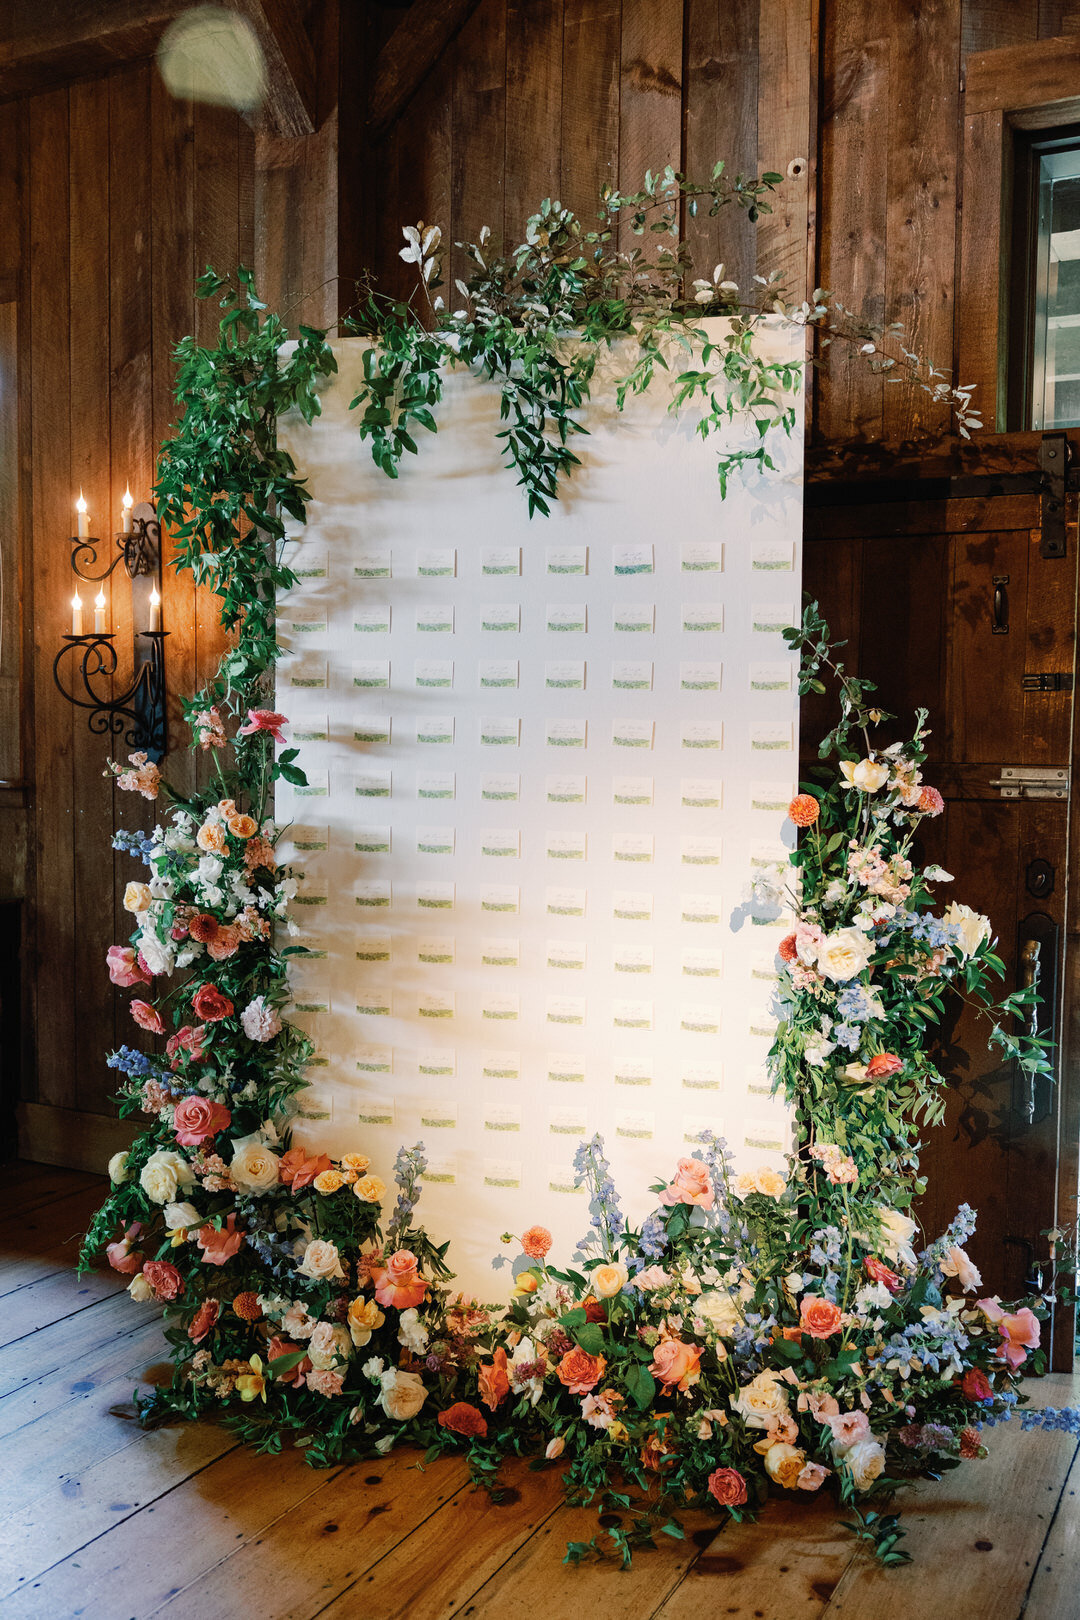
635 1265 670 1292
347 1296 385 1348
697 1290 742 1336
297 1239 346 1281
940 1245 982 1292
658 1156 714 1209
845 1437 886 1490
307 1323 352 1371
191 983 233 1023
707 1466 748 1507
107 1150 130 1185
649 1337 702 1391
866 1051 903 1078
372 1249 428 1310
128 1273 153 1302
438 1402 488 1438
592 1262 629 1298
123 882 153 914
556 1347 605 1394
142 1260 184 1301
106 1225 142 1273
206 925 241 961
978 1298 1041 1368
763 1442 806 1489
188 1299 220 1344
314 1169 345 1194
799 1295 843 1339
864 1256 903 1293
521 1225 553 1259
228 813 258 839
173 1095 231 1147
839 758 890 792
816 927 875 982
107 945 150 986
339 1152 371 1175
196 1214 244 1266
237 708 289 743
230 1140 281 1194
140 1148 196 1204
267 1336 309 1387
241 995 282 1043
352 1173 386 1203
736 1165 787 1200
166 1024 208 1067
129 999 165 1035
944 901 992 959
479 1348 510 1411
377 1366 428 1421
731 1370 790 1428
961 1368 993 1403
196 821 228 855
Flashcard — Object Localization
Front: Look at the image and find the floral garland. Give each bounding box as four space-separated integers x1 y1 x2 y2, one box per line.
79 257 1074 1572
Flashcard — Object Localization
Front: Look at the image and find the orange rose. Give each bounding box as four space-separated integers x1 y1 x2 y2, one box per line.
556 1347 605 1394
372 1248 428 1310
798 1295 843 1339
866 1051 903 1078
649 1337 702 1391
437 1402 488 1438
478 1348 510 1411
228 813 258 839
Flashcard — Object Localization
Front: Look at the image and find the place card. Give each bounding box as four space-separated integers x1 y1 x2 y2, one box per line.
614 943 652 975
418 1048 456 1077
546 774 586 804
681 542 723 573
481 602 520 631
751 602 794 633
612 718 653 750
420 1098 458 1128
480 660 519 689
682 720 724 751
546 604 587 633
681 836 723 865
546 718 586 748
752 539 795 572
416 547 455 577
354 879 391 909
482 773 520 801
353 825 391 854
416 715 454 745
546 831 586 861
482 993 520 1022
546 660 585 689
353 715 390 744
483 1049 520 1080
546 887 586 917
750 661 793 692
418 991 455 1020
613 542 653 575
481 827 520 858
417 826 455 856
613 602 654 633
616 1108 654 1139
546 546 587 574
481 885 519 913
682 603 724 633
354 548 391 578
612 1000 652 1030
354 605 391 634
483 1158 521 1188
418 935 455 963
415 603 453 633
353 659 389 689
480 715 519 747
355 928 391 961
547 938 586 970
481 547 520 576
613 776 652 805
415 659 453 688
613 1059 651 1087
481 936 519 967
417 771 455 799
549 1105 588 1136
682 947 724 978
353 769 391 798
612 660 653 691
612 890 651 921
546 996 585 1026
680 1003 721 1035
417 881 455 910
680 662 722 691
547 1053 586 1083
681 893 722 924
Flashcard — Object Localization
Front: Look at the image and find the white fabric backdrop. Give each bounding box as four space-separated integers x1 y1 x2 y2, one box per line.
275 321 803 1295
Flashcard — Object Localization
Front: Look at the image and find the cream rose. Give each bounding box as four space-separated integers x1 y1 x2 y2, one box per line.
840 758 890 793
593 1262 629 1298
753 1166 786 1199
876 1206 918 1268
164 1200 201 1233
230 1141 281 1194
139 1148 196 1205
845 1437 886 1490
107 1150 130 1185
297 1239 346 1281
697 1290 743 1336
816 927 876 983
123 881 153 913
377 1366 428 1421
730 1370 790 1429
944 901 992 959
940 1244 982 1292
763 1442 806 1488
307 1322 353 1371
128 1273 153 1302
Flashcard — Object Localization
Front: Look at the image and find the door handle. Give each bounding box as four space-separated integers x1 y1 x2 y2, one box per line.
1014 912 1058 1129
1020 938 1041 1123
992 574 1010 634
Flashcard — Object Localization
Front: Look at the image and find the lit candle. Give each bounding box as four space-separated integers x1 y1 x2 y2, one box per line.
93 589 107 634
148 586 161 632
121 487 133 534
75 492 89 539
71 590 84 636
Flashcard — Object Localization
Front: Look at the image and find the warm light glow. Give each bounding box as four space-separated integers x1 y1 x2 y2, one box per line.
94 589 106 610
75 492 87 514
71 590 82 610
122 487 133 511
150 587 160 607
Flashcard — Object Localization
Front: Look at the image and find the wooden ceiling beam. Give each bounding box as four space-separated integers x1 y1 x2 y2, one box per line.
0 0 316 137
368 0 485 138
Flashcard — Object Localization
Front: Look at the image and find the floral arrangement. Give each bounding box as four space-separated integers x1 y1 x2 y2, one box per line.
78 247 1075 1572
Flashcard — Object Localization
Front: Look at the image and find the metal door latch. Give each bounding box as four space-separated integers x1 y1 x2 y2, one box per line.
1038 431 1069 559
1022 671 1073 692
989 765 1070 799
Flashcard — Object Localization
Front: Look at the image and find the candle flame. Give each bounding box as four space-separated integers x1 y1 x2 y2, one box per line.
75 491 87 514
94 589 106 609
150 586 161 606
122 487 133 510
71 590 82 609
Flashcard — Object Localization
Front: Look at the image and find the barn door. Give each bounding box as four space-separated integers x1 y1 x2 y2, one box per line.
805 432 1080 1369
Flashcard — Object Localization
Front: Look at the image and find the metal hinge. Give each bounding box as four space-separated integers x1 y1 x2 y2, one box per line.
989 765 1070 800
1022 671 1073 692
1038 431 1069 558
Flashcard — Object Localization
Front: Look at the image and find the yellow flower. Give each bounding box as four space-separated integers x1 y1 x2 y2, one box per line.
607 1420 629 1444
123 882 152 913
313 1169 345 1195
511 1270 540 1297
235 1354 267 1403
593 1262 629 1298
839 758 890 793
340 1152 371 1174
352 1174 386 1204
763 1442 805 1488
347 1295 385 1347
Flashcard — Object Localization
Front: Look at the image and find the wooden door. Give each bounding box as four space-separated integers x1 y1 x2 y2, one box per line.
805 434 1080 1368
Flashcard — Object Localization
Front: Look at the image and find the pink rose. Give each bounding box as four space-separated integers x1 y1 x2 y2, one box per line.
372 1248 428 1310
130 999 166 1035
173 1095 232 1147
649 1337 702 1391
196 1214 245 1266
978 1298 1041 1369
107 945 150 987
142 1260 184 1301
799 1295 843 1339
106 1223 143 1274
658 1156 714 1211
166 1024 209 1070
237 709 289 744
707 1466 748 1506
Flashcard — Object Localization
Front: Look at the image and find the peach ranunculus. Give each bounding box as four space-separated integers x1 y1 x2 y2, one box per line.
438 1401 488 1438
107 945 150 986
521 1225 553 1259
278 1148 334 1189
658 1156 714 1210
798 1295 843 1339
478 1348 511 1411
736 1165 787 1200
977 1298 1041 1369
196 1214 244 1266
707 1466 748 1506
372 1249 428 1310
556 1347 606 1395
649 1337 702 1392
191 983 234 1023
173 1095 232 1146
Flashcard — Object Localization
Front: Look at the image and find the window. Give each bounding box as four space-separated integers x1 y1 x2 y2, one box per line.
1010 128 1080 429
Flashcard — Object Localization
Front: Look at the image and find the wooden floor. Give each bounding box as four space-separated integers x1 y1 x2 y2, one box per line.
1 1165 1079 1620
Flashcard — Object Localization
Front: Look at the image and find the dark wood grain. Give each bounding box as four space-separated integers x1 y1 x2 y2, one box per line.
617 0 682 254
450 0 506 289
561 0 622 229
368 0 487 136
684 0 759 294
505 0 563 235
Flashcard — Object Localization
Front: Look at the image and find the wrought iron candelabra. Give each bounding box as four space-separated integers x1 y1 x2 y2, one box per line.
53 500 169 761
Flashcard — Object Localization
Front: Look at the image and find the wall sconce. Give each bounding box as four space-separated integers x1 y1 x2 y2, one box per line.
53 490 168 761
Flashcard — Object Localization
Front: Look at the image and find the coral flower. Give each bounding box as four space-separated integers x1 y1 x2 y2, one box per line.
649 1338 702 1391
918 785 945 816
778 932 799 962
961 1368 993 1403
978 1298 1041 1369
864 1256 903 1294
172 1095 232 1147
142 1260 184 1301
521 1225 553 1259
196 1214 245 1266
267 1336 310 1388
658 1156 714 1210
107 945 150 987
788 793 820 827
707 1466 748 1506
191 984 233 1023
371 1249 428 1310
866 1051 903 1078
478 1347 511 1411
237 709 289 744
106 1224 143 1274
799 1295 843 1339
188 1299 219 1343
438 1402 489 1438
228 813 258 839
556 1347 606 1394
187 914 219 945
278 1147 334 1190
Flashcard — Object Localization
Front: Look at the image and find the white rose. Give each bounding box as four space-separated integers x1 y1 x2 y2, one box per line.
377 1367 428 1421
107 1151 130 1185
876 1207 918 1268
397 1307 430 1355
943 902 992 959
940 1244 982 1292
164 1200 201 1232
816 927 876 982
308 1322 353 1371
128 1273 153 1301
840 758 890 792
730 1370 790 1429
230 1141 281 1194
697 1290 743 1337
136 929 175 977
845 1437 886 1490
297 1239 346 1281
139 1148 196 1204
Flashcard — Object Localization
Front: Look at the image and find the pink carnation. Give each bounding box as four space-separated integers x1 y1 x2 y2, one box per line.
306 1367 345 1398
240 995 282 1043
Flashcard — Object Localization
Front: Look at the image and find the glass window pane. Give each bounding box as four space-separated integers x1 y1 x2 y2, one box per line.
1032 151 1080 428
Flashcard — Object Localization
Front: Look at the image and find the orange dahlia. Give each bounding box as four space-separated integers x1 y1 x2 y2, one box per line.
788 793 820 827
521 1224 553 1259
232 1291 263 1322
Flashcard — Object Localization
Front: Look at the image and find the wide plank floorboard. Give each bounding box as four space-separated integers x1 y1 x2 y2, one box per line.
2 1163 1079 1619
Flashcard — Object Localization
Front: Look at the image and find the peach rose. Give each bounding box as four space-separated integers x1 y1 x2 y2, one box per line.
340 1152 371 1174
106 1224 143 1273
866 1051 903 1078
763 1442 806 1488
352 1174 386 1203
206 925 241 961
196 821 228 855
372 1249 428 1310
658 1156 714 1210
228 813 258 839
129 999 165 1035
593 1262 629 1298
142 1260 184 1301
314 1169 345 1194
649 1337 702 1391
707 1466 748 1506
173 1095 232 1147
978 1298 1041 1369
556 1347 606 1395
799 1295 843 1339
196 1214 244 1266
